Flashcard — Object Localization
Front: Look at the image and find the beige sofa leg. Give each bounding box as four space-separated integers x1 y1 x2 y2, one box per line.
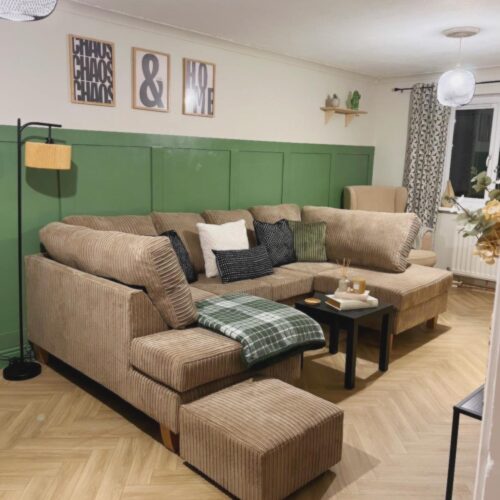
32 344 49 364
160 424 179 453
426 316 438 329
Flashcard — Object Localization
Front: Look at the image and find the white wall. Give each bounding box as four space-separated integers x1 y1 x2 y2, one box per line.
372 67 500 186
0 0 376 146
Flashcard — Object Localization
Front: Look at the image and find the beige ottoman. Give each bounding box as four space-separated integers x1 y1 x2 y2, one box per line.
180 377 343 500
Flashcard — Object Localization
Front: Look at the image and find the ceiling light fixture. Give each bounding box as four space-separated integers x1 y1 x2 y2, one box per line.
437 26 480 107
0 0 58 22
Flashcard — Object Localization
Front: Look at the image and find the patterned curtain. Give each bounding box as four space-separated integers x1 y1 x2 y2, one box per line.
403 83 451 228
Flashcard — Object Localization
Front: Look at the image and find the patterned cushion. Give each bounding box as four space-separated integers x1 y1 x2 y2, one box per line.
40 222 198 329
288 220 327 262
253 219 296 267
214 246 273 283
162 230 197 283
152 212 206 273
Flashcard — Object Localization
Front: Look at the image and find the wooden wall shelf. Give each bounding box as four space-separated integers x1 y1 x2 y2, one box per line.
320 107 367 127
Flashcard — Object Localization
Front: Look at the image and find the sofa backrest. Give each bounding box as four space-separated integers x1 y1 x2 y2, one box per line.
202 209 256 245
302 206 420 273
343 186 408 213
63 214 158 236
151 212 206 273
249 204 301 223
40 222 197 329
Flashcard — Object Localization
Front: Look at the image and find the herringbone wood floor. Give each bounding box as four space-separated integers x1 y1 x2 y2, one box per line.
0 286 492 499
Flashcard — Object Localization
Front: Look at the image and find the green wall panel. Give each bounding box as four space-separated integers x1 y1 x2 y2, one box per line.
230 151 283 208
283 152 331 206
331 147 374 208
60 145 152 217
153 148 231 212
0 143 19 353
0 124 374 363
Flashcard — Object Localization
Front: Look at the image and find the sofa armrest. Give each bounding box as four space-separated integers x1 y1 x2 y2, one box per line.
26 254 167 394
419 228 434 251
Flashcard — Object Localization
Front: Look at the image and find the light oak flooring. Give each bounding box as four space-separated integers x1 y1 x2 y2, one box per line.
0 286 492 499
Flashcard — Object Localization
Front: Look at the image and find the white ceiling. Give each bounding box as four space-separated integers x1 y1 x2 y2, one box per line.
72 0 500 78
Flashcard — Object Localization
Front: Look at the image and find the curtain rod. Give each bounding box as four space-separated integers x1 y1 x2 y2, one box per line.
392 79 500 92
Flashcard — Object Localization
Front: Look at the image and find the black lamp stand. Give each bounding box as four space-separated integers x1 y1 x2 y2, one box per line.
3 119 62 381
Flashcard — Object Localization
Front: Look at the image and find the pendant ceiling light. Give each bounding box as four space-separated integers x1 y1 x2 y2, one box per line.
437 27 480 107
0 0 58 21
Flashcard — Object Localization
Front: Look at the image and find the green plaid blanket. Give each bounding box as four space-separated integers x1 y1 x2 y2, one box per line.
196 293 325 367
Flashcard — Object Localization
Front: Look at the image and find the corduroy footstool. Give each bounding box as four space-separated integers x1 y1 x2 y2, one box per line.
179 377 343 500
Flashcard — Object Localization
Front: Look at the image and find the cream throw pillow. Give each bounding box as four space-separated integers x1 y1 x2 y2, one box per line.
197 219 249 278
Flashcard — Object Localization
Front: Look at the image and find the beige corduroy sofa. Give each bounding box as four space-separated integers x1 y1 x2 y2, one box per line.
26 204 452 450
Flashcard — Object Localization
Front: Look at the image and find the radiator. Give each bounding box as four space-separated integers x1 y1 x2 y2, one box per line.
451 231 498 281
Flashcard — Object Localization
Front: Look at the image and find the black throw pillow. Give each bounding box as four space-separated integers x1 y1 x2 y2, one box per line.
162 230 197 283
213 245 273 283
253 219 296 267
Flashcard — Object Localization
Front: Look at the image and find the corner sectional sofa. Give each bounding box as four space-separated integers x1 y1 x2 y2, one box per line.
26 203 452 499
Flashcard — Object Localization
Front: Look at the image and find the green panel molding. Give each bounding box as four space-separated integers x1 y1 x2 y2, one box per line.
0 124 374 365
230 151 284 209
283 152 331 207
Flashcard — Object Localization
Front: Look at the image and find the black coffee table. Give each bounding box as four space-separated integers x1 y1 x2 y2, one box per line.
296 292 394 389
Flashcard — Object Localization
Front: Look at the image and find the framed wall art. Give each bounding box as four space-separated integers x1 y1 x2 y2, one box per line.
68 34 115 106
183 58 215 117
132 48 170 112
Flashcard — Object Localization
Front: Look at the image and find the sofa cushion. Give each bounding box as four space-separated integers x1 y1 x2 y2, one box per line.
288 220 327 262
192 274 273 299
281 261 338 275
40 222 197 329
202 209 256 245
249 203 301 223
130 327 245 392
197 220 249 278
254 219 296 267
190 286 216 303
152 212 205 273
162 230 198 283
63 214 158 236
256 268 314 301
302 206 420 273
314 264 453 311
408 249 437 267
214 246 273 283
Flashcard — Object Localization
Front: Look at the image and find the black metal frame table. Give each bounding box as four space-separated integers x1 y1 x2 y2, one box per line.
296 292 394 389
445 385 484 500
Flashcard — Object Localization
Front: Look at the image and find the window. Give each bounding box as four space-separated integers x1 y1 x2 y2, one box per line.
443 96 500 207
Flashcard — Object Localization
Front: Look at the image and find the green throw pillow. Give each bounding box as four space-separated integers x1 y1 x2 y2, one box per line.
288 220 327 262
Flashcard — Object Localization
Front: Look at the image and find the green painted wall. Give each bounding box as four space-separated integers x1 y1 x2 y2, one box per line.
0 125 374 361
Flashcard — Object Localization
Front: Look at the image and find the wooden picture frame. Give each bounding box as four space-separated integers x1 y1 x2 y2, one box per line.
182 58 216 117
68 34 115 107
132 48 170 112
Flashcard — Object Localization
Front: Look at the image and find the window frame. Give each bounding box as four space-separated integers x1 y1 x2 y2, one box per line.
442 94 500 210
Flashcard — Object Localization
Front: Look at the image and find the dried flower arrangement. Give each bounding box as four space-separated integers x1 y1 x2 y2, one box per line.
447 171 500 264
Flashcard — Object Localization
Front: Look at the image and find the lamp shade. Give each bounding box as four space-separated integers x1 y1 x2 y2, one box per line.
24 142 71 170
437 68 476 107
0 0 58 21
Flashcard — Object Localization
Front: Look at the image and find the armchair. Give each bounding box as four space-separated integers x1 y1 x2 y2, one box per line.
343 185 436 267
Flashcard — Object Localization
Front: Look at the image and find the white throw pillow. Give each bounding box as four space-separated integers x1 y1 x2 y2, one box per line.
197 219 250 278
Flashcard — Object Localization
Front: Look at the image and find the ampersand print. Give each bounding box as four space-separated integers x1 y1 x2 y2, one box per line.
139 53 164 108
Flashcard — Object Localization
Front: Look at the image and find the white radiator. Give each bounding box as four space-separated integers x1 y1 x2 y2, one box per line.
451 231 497 281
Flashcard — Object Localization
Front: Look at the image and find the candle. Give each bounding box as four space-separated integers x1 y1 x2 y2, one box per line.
351 277 366 294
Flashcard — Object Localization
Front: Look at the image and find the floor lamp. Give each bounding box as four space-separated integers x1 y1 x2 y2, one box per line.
3 119 71 381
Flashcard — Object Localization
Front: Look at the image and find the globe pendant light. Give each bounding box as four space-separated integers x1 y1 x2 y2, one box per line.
437 27 479 107
0 0 58 21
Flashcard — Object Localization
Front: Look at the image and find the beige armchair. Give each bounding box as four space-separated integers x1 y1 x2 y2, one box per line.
343 186 436 267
